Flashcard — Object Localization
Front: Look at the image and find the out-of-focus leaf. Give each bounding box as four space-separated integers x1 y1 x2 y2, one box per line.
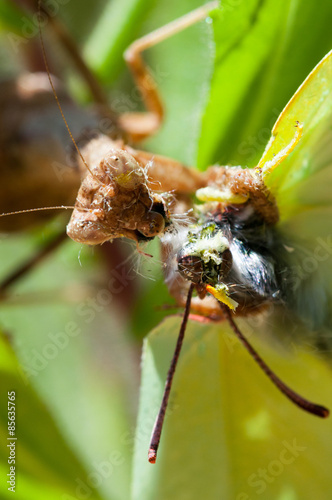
0 234 135 500
132 317 332 500
0 1 24 33
0 332 103 500
143 0 215 165
83 0 156 84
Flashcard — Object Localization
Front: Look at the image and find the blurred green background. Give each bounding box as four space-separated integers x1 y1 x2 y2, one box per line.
1 0 332 499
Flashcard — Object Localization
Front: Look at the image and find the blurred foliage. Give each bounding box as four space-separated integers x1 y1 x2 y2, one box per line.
0 0 332 499
0 1 23 32
0 332 104 500
199 0 332 169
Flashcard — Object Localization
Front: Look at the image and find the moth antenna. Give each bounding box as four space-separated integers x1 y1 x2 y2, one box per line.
223 306 329 419
0 206 78 218
148 283 194 464
37 0 103 185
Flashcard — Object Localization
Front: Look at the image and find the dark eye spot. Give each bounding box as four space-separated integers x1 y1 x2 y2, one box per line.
177 254 204 284
221 248 232 277
138 211 165 238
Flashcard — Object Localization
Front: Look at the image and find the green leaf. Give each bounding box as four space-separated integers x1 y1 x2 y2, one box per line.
132 317 332 500
0 234 134 500
0 332 103 500
0 1 25 33
83 0 156 84
138 0 216 165
199 0 332 169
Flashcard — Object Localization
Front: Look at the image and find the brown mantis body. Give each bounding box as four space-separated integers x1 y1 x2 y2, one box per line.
0 2 214 289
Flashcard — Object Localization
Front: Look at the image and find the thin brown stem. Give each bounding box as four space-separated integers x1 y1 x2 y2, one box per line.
223 306 329 418
148 284 194 464
45 12 110 109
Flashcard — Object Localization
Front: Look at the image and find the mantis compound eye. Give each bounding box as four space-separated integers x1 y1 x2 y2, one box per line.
137 211 166 238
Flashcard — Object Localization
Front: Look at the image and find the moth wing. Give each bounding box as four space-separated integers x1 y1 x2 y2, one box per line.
252 50 332 331
133 317 332 497
257 49 332 222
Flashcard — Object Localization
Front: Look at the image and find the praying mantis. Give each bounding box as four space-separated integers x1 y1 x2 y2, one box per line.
0 0 332 500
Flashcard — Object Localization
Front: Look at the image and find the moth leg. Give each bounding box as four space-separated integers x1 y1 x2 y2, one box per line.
163 272 224 320
120 2 218 141
188 313 223 323
0 230 67 297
